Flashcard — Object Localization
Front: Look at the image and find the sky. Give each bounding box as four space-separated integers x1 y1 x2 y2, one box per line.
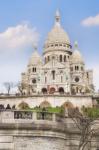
0 0 99 92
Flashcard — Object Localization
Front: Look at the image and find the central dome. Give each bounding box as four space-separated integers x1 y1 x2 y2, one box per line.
45 24 70 45
44 10 71 53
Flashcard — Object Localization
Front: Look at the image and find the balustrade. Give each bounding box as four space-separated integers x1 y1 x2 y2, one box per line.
0 110 62 123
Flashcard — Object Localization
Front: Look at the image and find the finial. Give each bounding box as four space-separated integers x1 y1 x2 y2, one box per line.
74 41 78 49
33 46 38 51
55 9 61 25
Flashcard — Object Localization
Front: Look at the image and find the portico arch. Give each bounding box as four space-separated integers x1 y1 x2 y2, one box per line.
59 87 64 94
61 101 74 109
40 101 51 108
49 87 56 94
42 88 47 94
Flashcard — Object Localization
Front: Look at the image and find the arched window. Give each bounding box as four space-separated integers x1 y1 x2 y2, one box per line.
64 55 66 62
61 76 63 83
55 44 58 46
81 66 83 71
59 87 64 94
42 88 47 94
49 87 56 94
52 70 55 80
48 56 50 62
70 67 73 71
32 67 36 72
75 66 79 71
77 66 79 70
60 55 62 62
45 57 47 63
45 77 47 83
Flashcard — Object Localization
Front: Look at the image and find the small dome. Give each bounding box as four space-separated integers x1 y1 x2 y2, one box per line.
28 49 42 65
71 42 84 63
44 10 70 47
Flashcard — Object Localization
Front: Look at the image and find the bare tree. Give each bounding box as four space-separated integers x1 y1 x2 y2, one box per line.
3 82 14 95
17 82 33 96
17 82 26 95
67 108 99 150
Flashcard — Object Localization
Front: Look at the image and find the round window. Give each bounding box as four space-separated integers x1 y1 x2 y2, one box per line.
75 77 79 82
32 79 36 84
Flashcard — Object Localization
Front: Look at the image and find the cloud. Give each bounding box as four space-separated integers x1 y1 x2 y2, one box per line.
82 14 99 27
0 23 40 88
0 23 39 53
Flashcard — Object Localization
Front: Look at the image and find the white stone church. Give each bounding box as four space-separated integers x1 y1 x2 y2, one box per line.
21 10 93 96
0 10 94 109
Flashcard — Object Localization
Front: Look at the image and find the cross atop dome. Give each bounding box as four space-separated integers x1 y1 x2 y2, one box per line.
33 46 38 52
55 9 61 26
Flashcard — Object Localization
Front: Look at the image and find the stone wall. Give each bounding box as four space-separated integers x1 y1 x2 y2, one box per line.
0 111 99 150
0 94 93 109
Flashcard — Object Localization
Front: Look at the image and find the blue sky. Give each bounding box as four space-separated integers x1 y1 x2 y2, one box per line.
0 0 99 91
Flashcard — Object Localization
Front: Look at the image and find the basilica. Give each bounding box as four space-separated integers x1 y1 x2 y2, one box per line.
0 10 99 150
21 10 93 96
0 11 94 109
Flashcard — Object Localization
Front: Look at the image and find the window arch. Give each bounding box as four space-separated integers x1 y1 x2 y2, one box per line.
45 77 47 83
61 76 63 83
64 55 66 62
52 70 55 80
45 57 47 63
59 87 64 94
32 67 36 72
49 87 56 94
48 56 50 62
75 66 77 70
77 66 79 70
75 66 79 71
70 67 73 71
60 55 62 62
81 66 83 71
42 88 47 94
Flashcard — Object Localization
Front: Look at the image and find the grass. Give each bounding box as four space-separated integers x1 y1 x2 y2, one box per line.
83 107 99 118
25 107 63 114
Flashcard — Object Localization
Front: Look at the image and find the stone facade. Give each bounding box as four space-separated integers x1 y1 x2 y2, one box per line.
21 10 93 96
0 10 97 150
0 95 93 109
0 111 99 150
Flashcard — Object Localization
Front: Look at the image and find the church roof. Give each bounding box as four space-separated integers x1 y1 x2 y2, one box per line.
71 42 84 63
28 48 42 65
44 10 70 46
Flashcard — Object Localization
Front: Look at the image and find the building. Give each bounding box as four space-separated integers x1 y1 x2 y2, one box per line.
21 10 93 96
0 10 99 150
0 10 94 109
